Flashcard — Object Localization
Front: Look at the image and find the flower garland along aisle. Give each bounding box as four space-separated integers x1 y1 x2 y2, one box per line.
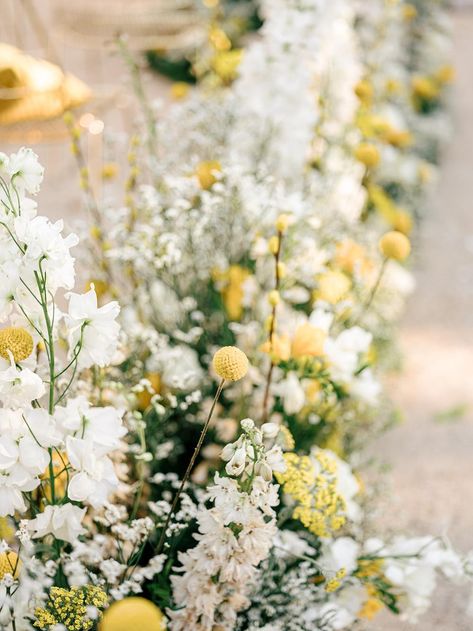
0 3 470 631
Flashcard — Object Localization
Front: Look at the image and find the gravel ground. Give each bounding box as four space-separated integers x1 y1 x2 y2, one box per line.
367 10 473 631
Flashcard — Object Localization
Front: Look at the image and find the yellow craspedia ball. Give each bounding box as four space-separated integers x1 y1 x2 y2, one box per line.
0 327 34 362
100 598 166 631
379 231 411 261
212 346 249 381
0 551 21 579
354 143 380 168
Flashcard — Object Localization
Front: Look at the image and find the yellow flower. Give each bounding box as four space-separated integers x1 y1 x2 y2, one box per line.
212 346 249 381
170 82 190 100
136 373 161 411
383 127 412 148
195 160 221 190
315 270 351 304
353 143 380 168
212 49 243 83
0 327 34 362
100 597 166 631
0 551 21 579
86 279 108 300
403 3 417 21
276 450 347 538
291 324 326 358
260 333 291 362
435 64 455 85
411 76 440 101
268 235 280 255
214 265 251 321
275 213 291 233
209 27 231 51
335 239 371 276
35 586 108 631
40 451 69 503
379 231 411 261
391 208 413 235
268 290 280 307
0 518 14 541
358 595 384 619
354 79 374 104
101 162 119 180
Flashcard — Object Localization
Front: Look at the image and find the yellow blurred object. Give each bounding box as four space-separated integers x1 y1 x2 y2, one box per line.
335 239 371 276
260 333 291 363
212 49 243 83
353 143 380 168
291 324 326 358
435 64 455 85
354 79 374 104
0 518 14 542
411 75 440 101
0 44 91 126
315 270 351 304
209 26 231 51
402 4 418 21
379 231 411 261
170 81 190 100
137 373 162 410
0 551 21 580
100 597 166 631
41 452 69 503
215 265 251 321
195 160 221 189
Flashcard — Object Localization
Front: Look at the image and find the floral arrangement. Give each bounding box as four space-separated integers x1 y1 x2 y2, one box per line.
0 1 468 631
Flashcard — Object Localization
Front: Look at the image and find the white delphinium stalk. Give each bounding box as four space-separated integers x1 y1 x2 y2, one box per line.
169 419 285 631
0 149 124 628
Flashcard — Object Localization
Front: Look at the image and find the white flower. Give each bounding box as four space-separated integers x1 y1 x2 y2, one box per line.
274 372 305 415
0 364 45 408
65 288 120 369
66 437 118 507
7 147 44 194
15 215 78 291
29 504 86 544
225 445 247 476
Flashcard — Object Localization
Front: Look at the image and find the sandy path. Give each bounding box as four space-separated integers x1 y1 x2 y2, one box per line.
367 10 473 630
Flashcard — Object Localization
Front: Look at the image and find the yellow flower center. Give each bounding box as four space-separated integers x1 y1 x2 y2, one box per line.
0 326 34 362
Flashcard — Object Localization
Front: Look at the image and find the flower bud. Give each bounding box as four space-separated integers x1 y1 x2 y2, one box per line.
379 230 411 261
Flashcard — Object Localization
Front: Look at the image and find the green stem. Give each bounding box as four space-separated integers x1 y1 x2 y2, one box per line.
156 378 225 554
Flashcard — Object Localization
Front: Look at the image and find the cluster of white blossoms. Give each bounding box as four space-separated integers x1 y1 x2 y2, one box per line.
0 148 123 627
169 420 285 631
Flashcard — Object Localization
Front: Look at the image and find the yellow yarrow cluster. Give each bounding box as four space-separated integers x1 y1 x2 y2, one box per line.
34 586 108 631
355 558 387 619
276 450 347 537
325 568 347 592
0 326 34 363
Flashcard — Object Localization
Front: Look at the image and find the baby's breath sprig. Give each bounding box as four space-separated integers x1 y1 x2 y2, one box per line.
156 346 249 554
